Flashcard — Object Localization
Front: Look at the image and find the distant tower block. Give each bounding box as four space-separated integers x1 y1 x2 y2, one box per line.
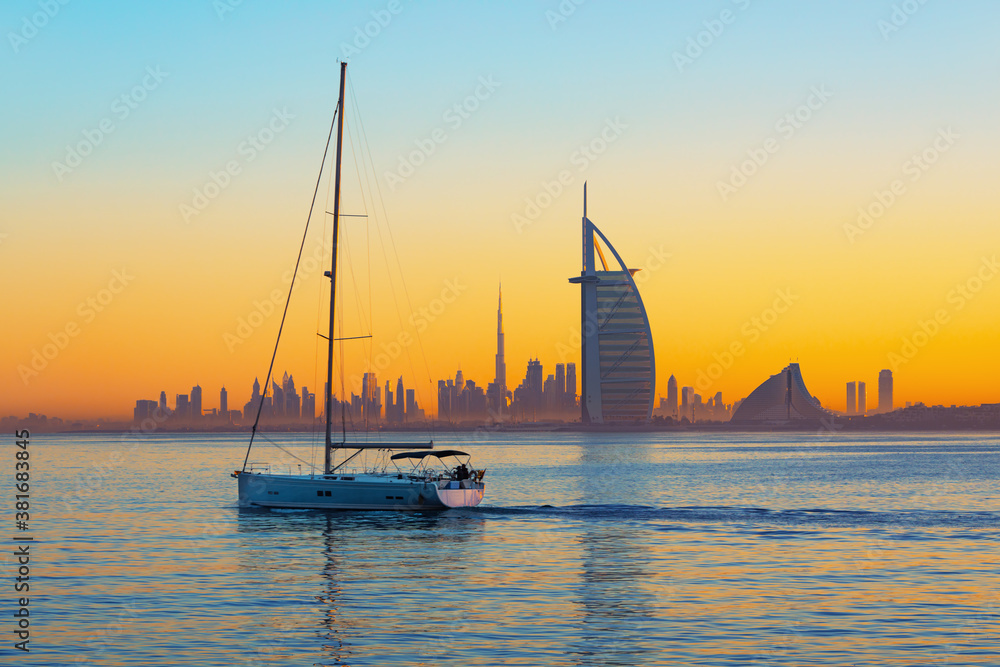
568 184 655 423
846 381 857 415
857 382 867 416
681 386 694 421
667 375 678 418
191 385 203 420
565 363 577 411
879 369 893 413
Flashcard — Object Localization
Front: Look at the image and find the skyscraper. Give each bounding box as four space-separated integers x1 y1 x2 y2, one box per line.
244 378 262 422
452 373 464 421
362 372 378 422
713 391 724 420
879 369 893 413
543 373 557 413
681 386 694 421
220 386 228 416
396 377 405 421
568 185 655 423
283 373 299 419
666 375 678 419
494 283 506 417
858 382 867 416
190 385 202 420
406 388 417 420
511 359 545 420
159 391 167 412
846 382 856 415
134 400 157 423
555 363 565 413
384 380 394 422
565 363 577 412
438 380 450 421
271 380 284 419
301 386 315 421
175 394 190 420
527 359 543 397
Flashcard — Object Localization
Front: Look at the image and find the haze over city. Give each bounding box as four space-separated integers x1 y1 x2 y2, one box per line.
4 1 1000 421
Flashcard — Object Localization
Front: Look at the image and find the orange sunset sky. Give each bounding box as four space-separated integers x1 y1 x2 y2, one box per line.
3 2 999 420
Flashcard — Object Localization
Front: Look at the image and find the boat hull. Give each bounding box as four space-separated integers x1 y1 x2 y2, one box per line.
236 471 483 510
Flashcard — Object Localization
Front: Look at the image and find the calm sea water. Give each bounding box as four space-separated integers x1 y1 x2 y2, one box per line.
9 431 1000 665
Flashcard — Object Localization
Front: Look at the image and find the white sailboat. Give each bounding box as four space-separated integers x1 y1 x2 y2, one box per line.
233 62 485 510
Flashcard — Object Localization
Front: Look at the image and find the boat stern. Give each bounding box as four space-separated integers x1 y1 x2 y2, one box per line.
433 480 485 508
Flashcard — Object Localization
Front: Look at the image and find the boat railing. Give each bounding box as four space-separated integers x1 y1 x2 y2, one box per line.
247 463 317 476
245 462 483 481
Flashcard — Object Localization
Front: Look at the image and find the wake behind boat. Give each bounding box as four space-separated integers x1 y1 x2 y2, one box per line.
233 62 485 510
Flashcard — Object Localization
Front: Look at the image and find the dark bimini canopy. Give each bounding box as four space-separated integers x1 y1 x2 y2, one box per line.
390 449 470 461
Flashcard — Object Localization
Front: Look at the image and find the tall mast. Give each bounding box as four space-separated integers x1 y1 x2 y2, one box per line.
324 61 347 474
